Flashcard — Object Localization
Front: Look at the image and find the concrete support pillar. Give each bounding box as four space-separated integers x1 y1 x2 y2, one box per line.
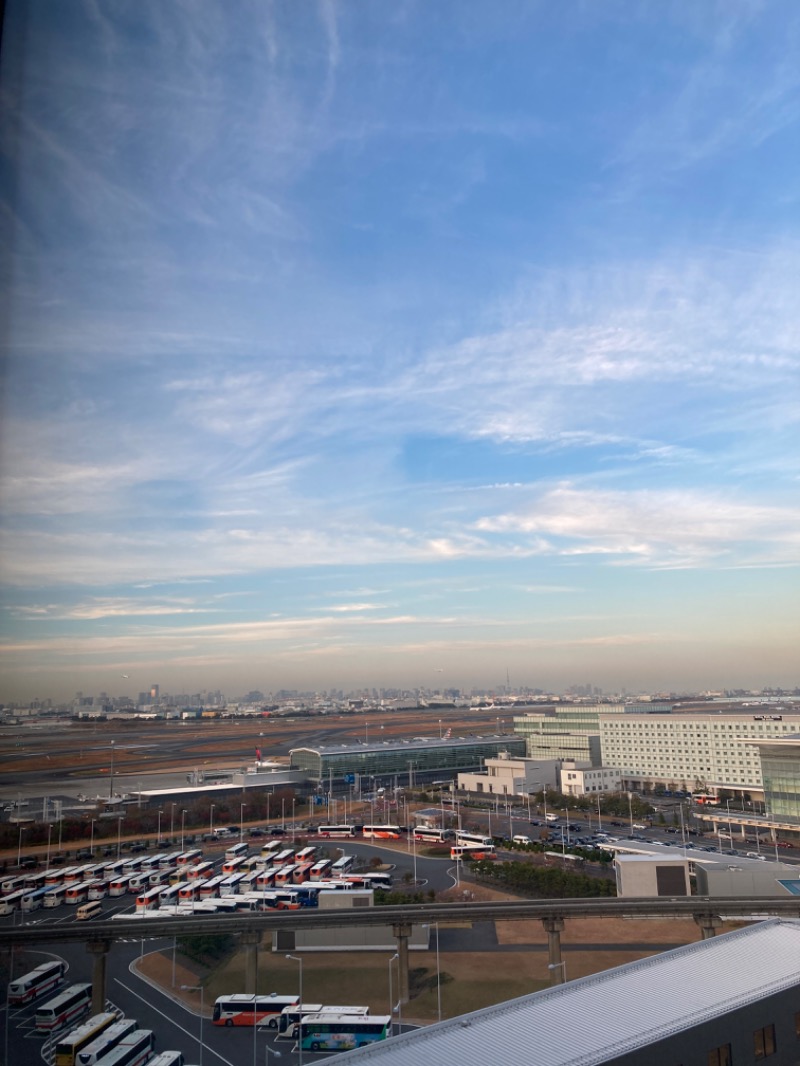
392 922 412 1003
86 939 110 1016
239 931 261 994
542 916 566 984
694 913 722 940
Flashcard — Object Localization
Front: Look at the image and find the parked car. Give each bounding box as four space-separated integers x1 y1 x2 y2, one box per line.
269 827 287 836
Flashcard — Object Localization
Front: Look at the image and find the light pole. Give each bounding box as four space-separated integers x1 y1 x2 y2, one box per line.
210 804 215 839
291 799 296 843
181 985 205 1066
286 956 303 1066
116 816 124 859
181 810 187 852
170 803 176 843
388 953 398 1036
240 803 246 841
281 798 285 830
16 825 25 867
156 812 162 845
109 739 115 799
45 823 52 867
90 818 96 855
627 791 634 835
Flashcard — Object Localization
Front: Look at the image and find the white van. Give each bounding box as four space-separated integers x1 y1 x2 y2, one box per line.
746 852 767 861
512 835 531 845
544 813 559 823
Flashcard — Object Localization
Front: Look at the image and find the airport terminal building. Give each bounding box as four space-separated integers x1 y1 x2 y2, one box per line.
289 735 526 789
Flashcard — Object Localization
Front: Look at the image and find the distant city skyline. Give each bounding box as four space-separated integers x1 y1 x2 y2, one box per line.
1 4 798 702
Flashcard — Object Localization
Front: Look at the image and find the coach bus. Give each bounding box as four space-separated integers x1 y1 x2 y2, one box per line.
331 855 354 877
212 993 299 1028
185 861 215 881
76 1019 139 1065
159 851 183 870
87 881 111 901
294 846 317 862
65 881 97 906
317 825 355 838
53 1012 117 1066
8 959 67 1005
224 841 249 863
108 875 135 898
35 983 92 1031
451 843 496 861
309 860 332 881
278 1004 369 1039
21 886 51 912
198 875 227 899
44 884 70 908
298 1013 390 1052
76 899 104 921
455 831 493 847
361 825 403 840
87 1028 154 1066
147 1053 184 1066
136 886 166 912
412 827 454 844
175 848 202 867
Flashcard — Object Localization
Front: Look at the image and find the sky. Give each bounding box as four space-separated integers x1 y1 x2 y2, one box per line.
1 1 799 702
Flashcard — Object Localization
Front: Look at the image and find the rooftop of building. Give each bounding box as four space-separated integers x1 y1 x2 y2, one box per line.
289 735 524 756
335 919 800 1066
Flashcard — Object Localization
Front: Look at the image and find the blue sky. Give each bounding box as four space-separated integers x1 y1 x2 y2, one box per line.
1 1 798 701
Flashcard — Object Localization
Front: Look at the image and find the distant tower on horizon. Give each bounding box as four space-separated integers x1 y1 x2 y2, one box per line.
150 684 159 703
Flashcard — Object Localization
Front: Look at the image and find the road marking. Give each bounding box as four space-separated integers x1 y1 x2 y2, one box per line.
113 980 238 1066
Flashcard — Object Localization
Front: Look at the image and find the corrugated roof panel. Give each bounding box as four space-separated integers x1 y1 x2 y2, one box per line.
336 920 800 1066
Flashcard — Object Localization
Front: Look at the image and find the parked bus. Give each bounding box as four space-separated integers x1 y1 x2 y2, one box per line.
220 856 245 876
295 846 317 862
274 865 298 886
412 827 454 844
278 1004 369 1039
343 872 392 890
76 1019 138 1065
236 871 260 894
212 993 300 1027
54 1012 117 1066
60 867 87 884
158 884 182 905
44 884 70 908
44 868 67 886
198 875 227 899
361 825 403 840
218 873 245 894
185 861 214 881
141 853 166 870
255 868 277 891
270 849 295 867
148 868 170 887
309 860 332 881
87 881 111 901
65 881 95 906
148 1053 184 1066
259 843 282 861
178 882 201 902
224 841 249 863
121 857 144 875
292 861 315 884
455 831 493 847
159 852 183 870
21 886 51 912
108 875 134 898
175 849 202 867
77 899 104 921
451 843 495 860
0 874 23 894
298 1013 390 1052
8 959 67 1005
23 870 49 891
35 983 93 1031
331 855 354 877
136 886 166 912
89 1028 154 1066
317 825 356 838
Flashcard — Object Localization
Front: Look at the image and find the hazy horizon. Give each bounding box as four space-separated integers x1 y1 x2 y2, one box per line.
1 3 798 704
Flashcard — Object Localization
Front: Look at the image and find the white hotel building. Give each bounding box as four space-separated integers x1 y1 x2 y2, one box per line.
598 712 800 798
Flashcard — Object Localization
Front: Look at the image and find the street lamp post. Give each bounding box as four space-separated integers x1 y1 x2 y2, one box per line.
181 985 205 1066
388 953 398 1036
291 799 296 843
116 816 124 859
210 804 215 839
627 791 634 835
90 819 95 855
109 739 115 800
286 956 303 1066
16 825 25 867
156 812 161 845
181 810 187 852
240 803 246 841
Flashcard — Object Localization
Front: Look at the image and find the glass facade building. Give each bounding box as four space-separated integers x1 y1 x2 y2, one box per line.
290 735 526 786
757 736 800 824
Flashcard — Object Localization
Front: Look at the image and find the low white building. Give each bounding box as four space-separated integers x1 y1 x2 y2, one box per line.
614 853 691 897
558 760 621 796
457 752 558 797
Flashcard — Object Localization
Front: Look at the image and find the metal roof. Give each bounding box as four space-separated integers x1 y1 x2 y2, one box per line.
334 919 800 1066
